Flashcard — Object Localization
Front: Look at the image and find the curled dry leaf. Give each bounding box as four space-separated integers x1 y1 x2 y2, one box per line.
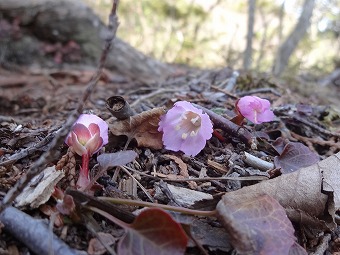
216 194 305 255
217 152 340 231
273 139 319 174
118 208 188 255
163 154 189 178
109 107 165 150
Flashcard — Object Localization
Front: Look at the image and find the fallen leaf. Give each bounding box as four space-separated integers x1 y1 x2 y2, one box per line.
216 194 304 255
216 152 340 231
109 107 165 150
274 141 319 173
97 150 138 170
164 154 188 178
15 166 65 208
118 208 188 255
88 232 116 255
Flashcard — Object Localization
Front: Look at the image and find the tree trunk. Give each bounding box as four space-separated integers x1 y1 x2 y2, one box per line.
272 0 315 77
243 0 256 71
0 0 172 83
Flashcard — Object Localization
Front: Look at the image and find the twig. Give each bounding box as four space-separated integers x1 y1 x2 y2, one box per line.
0 129 58 166
291 131 340 150
0 0 120 211
120 166 154 202
0 206 77 255
192 104 258 149
130 88 178 108
210 85 238 99
241 152 274 171
274 108 340 139
163 176 267 182
237 87 281 97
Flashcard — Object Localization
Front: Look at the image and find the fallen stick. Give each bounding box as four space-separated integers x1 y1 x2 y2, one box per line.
0 206 77 255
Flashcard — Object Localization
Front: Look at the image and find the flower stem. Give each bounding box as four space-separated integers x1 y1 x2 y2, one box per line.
77 152 91 190
81 152 90 178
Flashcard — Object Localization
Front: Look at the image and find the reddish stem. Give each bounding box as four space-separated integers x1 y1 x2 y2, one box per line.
77 151 91 190
81 152 90 178
213 129 225 142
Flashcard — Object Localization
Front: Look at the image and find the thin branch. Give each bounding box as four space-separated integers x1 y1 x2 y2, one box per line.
0 128 58 167
120 166 155 202
193 104 258 149
0 206 77 255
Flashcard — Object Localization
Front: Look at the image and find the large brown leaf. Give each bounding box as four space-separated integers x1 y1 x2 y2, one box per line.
216 194 305 255
109 107 165 150
217 152 340 231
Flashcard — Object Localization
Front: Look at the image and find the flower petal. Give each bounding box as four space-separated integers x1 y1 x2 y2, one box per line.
76 114 108 145
198 113 213 140
70 132 87 156
71 123 91 145
161 124 184 152
85 132 104 155
257 109 275 124
180 133 207 156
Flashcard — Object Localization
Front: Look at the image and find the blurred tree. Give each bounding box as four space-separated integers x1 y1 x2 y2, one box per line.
272 0 316 76
243 0 256 70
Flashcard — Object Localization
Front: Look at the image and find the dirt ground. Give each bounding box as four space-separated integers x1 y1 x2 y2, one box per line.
1 62 340 254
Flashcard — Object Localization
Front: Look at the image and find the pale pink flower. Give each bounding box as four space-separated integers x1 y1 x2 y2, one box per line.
66 114 108 156
158 101 213 156
65 114 108 191
236 96 275 124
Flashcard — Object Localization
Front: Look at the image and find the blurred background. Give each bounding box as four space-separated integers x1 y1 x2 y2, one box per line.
86 0 339 77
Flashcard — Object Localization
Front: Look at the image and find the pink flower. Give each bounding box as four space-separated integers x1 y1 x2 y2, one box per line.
65 114 108 191
236 96 275 124
158 101 213 156
66 114 108 156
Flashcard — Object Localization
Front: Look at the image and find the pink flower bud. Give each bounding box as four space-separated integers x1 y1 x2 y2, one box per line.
158 101 213 156
236 96 275 124
66 114 108 156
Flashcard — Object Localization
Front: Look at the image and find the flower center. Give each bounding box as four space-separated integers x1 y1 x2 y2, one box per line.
176 111 202 140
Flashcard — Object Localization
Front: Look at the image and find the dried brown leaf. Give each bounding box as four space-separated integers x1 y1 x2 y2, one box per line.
216 194 304 255
217 152 340 231
164 154 189 178
109 107 165 150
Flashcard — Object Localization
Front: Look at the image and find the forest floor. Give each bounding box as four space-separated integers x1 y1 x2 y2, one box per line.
1 60 340 255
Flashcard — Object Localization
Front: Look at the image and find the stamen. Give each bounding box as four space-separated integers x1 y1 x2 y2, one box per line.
190 116 201 126
181 133 188 139
175 124 181 130
190 131 197 137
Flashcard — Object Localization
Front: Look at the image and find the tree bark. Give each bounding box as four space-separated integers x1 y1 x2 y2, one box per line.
272 0 315 77
0 0 172 83
243 0 256 71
